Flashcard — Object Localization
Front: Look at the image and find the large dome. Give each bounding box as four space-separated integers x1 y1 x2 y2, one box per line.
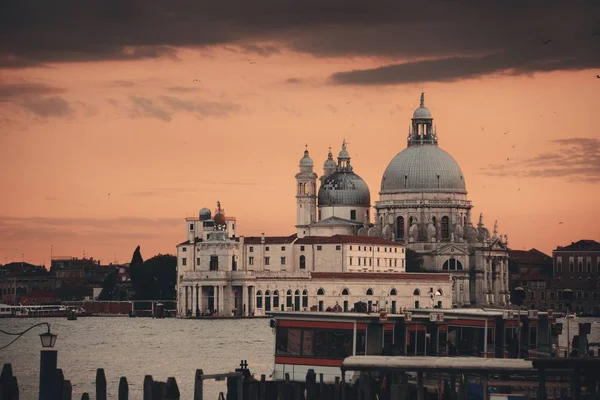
380 145 467 193
318 171 371 207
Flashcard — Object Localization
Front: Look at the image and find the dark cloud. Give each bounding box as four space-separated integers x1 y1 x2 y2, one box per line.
0 82 64 100
128 96 172 121
165 86 203 93
110 80 138 88
159 95 242 119
479 138 600 183
285 78 303 84
20 96 73 117
2 1 598 84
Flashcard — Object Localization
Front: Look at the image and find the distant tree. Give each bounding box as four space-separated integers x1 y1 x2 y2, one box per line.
405 248 425 272
129 245 145 298
98 270 117 300
131 253 177 300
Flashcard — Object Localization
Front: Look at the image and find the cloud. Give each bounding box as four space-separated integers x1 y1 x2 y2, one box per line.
0 82 74 117
126 183 262 197
479 138 600 183
20 96 73 117
2 1 598 84
285 78 303 84
165 86 203 93
123 95 242 121
0 82 65 100
0 216 182 244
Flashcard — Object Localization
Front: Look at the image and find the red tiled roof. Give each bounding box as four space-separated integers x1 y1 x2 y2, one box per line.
243 234 298 245
555 240 600 252
296 235 399 245
509 248 552 262
311 272 451 281
177 238 203 246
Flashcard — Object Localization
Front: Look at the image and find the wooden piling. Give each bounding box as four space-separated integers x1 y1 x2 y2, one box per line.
334 377 340 400
62 380 72 400
55 369 65 399
165 377 180 400
1 363 19 400
194 370 204 400
95 368 107 400
118 377 129 400
248 384 258 400
305 369 316 400
259 375 266 400
81 393 90 400
143 375 154 400
152 381 166 399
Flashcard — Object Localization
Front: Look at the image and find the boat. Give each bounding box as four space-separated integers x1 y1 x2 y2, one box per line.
0 304 88 318
267 307 558 383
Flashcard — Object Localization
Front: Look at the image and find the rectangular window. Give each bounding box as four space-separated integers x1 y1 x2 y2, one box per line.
189 223 194 231
358 246 361 251
196 257 200 265
350 257 353 266
265 257 270 265
317 246 322 251
350 210 356 220
249 257 254 265
209 256 218 271
266 246 270 251
182 258 187 266
336 245 341 251
300 246 305 251
249 247 254 253
281 246 286 251
350 246 353 250
358 258 361 266
377 259 380 267
281 257 286 265
182 247 187 252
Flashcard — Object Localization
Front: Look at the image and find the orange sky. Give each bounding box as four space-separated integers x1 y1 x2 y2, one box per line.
0 46 598 266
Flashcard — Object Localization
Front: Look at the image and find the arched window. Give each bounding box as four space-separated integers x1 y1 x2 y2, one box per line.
396 216 405 239
366 288 373 296
273 290 279 308
390 288 397 296
441 216 450 240
302 289 308 308
459 284 464 291
341 288 349 296
550 291 555 300
294 290 301 311
557 290 563 300
256 290 263 309
299 255 306 269
463 216 467 226
436 288 443 296
587 261 592 272
442 259 463 271
584 292 590 300
413 289 420 296
578 261 583 272
286 290 293 308
569 261 574 272
317 288 325 296
265 290 271 311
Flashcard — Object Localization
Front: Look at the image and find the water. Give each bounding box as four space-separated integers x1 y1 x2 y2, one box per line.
1 317 273 400
2 316 600 400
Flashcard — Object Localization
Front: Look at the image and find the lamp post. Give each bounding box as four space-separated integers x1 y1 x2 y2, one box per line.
562 288 573 356
512 286 526 358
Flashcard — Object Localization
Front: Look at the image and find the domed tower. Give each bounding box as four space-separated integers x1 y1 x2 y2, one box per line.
320 147 337 182
295 146 318 238
317 140 371 224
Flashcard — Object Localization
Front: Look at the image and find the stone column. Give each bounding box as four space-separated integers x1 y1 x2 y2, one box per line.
242 285 248 317
214 285 219 315
184 286 189 316
198 285 203 313
493 259 500 306
483 257 489 304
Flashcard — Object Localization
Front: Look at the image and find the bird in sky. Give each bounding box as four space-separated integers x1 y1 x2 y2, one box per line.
346 101 352 104
504 131 508 135
518 188 521 191
512 145 516 148
596 75 600 79
193 79 201 83
559 222 564 224
541 39 552 45
507 158 510 161
248 59 256 64
108 193 111 196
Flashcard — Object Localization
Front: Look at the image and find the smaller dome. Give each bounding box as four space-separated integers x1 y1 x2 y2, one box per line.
413 106 432 119
323 151 336 170
299 149 314 167
199 208 211 221
338 148 350 159
214 212 226 225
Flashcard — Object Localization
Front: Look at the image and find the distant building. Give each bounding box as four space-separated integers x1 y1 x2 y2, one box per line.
551 239 600 314
50 256 115 300
0 262 55 305
508 249 553 310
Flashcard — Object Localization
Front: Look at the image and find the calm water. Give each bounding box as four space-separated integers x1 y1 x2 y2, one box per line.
2 316 599 400
1 317 273 400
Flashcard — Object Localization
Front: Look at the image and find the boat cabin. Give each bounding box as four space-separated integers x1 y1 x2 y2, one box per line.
268 308 559 382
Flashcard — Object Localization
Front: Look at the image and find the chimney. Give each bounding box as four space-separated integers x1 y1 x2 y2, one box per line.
261 233 265 244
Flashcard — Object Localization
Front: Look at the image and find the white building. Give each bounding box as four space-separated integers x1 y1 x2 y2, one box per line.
176 94 508 317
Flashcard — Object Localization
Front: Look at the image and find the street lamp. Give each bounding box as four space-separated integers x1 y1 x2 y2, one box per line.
39 325 58 348
512 286 526 358
562 288 573 355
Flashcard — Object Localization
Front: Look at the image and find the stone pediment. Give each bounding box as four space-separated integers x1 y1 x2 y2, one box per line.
489 238 508 251
432 243 469 256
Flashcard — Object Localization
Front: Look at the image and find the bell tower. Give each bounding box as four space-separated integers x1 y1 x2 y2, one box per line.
296 146 317 238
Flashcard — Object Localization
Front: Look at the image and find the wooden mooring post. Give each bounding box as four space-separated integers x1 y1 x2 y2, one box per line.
0 363 19 400
118 377 129 400
96 368 107 400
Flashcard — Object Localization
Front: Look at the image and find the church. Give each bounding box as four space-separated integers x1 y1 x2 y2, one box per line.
175 94 508 317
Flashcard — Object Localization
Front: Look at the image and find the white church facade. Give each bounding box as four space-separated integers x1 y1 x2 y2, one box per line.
176 94 508 317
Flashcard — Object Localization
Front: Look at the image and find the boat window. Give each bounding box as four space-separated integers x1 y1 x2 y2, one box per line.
275 327 356 359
